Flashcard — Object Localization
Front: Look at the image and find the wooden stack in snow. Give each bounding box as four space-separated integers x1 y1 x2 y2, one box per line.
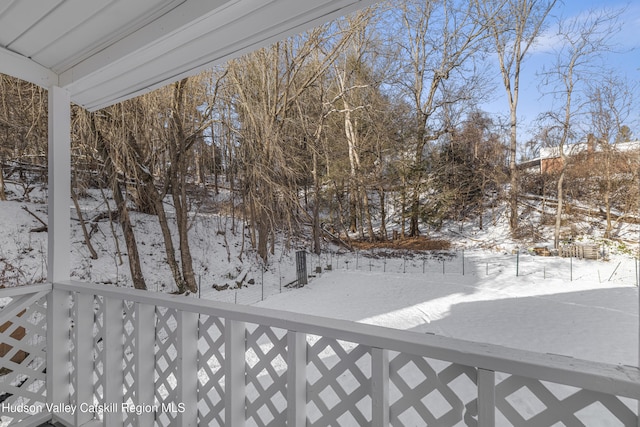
559 244 599 259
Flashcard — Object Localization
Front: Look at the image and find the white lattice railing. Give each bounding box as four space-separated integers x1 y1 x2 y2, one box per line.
1 281 640 427
0 284 50 427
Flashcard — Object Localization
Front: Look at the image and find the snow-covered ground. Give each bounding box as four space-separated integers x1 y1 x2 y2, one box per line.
256 258 638 366
2 182 640 425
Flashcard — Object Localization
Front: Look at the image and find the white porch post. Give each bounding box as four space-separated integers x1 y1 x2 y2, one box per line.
46 85 72 414
47 85 71 283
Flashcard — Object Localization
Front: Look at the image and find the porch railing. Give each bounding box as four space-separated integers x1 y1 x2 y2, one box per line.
1 281 639 426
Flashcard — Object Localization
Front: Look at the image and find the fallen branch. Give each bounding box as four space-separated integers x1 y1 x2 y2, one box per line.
91 210 120 223
21 206 47 232
320 225 353 251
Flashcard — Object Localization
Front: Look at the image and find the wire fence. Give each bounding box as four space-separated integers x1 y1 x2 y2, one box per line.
322 249 640 285
193 248 640 306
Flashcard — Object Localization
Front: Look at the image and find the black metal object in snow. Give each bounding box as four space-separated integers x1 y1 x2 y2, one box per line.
296 251 308 286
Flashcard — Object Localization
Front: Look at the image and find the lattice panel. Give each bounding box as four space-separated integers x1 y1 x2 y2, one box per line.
68 294 77 403
92 295 105 413
121 300 136 427
0 292 48 426
496 374 637 426
197 315 225 426
154 306 179 427
245 324 288 427
306 337 371 427
389 352 478 427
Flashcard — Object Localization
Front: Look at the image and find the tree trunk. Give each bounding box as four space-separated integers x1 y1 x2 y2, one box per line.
509 110 519 232
123 119 189 293
603 153 613 238
400 177 407 238
172 186 197 293
349 188 358 233
344 102 362 235
169 79 198 294
0 161 6 201
257 212 269 262
409 135 425 237
312 151 322 254
409 198 420 236
112 179 147 290
378 187 387 241
144 174 188 293
362 188 375 242
553 168 565 249
71 183 98 260
92 114 146 290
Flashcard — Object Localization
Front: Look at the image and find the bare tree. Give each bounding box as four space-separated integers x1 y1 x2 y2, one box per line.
88 110 147 290
0 75 48 201
226 22 361 261
328 9 379 238
391 0 491 236
539 8 622 248
480 0 557 233
587 75 638 237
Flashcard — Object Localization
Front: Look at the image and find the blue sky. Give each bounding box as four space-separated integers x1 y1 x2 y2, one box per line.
484 0 640 148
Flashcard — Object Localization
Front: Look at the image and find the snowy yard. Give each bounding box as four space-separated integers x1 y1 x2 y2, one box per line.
255 256 638 367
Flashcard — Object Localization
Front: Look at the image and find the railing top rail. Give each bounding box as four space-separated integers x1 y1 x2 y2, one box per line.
54 280 640 400
0 283 52 299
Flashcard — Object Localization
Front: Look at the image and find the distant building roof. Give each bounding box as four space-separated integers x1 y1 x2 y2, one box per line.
539 140 640 160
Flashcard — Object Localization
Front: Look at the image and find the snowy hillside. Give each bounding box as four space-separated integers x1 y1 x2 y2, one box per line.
0 181 638 368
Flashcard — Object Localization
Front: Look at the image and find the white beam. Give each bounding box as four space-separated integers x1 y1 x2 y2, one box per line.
47 86 71 283
287 331 307 426
225 320 246 426
177 311 199 426
103 297 125 427
46 289 71 411
74 293 95 426
371 348 389 427
134 303 156 427
478 368 496 426
0 47 58 88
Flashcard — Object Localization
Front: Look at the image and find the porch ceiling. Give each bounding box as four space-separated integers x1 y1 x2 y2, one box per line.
0 0 375 111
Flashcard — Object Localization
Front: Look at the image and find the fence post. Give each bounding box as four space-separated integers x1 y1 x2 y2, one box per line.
570 257 573 282
462 250 465 276
608 261 622 282
478 368 495 426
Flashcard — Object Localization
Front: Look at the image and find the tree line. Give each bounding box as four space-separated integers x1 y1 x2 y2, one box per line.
0 0 637 291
